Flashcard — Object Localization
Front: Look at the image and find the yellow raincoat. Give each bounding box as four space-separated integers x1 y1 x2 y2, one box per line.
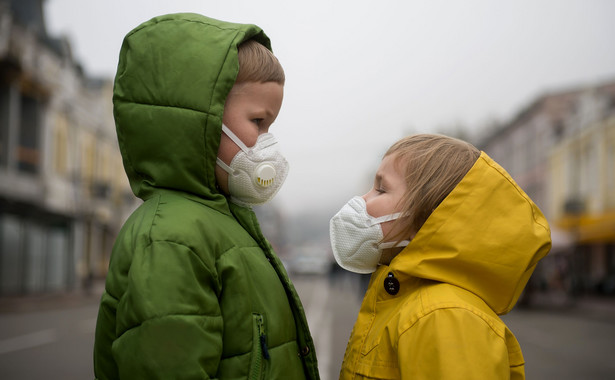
339 152 551 379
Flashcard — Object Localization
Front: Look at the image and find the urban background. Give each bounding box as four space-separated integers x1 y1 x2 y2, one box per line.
0 0 139 297
0 0 614 379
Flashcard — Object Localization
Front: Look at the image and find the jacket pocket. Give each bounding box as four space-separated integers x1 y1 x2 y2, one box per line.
357 329 399 379
249 313 270 380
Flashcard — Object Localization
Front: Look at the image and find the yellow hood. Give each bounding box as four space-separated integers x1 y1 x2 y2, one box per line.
391 152 551 315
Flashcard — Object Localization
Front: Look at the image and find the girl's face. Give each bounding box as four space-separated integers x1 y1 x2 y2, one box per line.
362 153 407 239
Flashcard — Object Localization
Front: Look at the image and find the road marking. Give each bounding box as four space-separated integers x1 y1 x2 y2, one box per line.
0 329 57 355
316 313 333 380
303 278 332 380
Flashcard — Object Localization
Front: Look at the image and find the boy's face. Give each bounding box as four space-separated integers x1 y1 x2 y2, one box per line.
362 153 408 238
216 81 284 195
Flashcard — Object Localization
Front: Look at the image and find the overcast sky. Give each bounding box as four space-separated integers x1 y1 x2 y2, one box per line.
44 0 615 217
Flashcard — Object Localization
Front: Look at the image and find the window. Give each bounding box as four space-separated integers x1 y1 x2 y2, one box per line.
81 133 96 196
17 94 41 173
607 136 615 208
53 114 69 176
0 83 10 167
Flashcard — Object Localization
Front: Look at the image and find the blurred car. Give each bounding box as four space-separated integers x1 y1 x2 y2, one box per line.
287 245 332 275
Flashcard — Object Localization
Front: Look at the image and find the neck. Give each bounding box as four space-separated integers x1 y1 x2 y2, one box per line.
379 247 405 266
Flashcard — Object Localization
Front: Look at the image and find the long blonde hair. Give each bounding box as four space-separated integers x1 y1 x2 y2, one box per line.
384 134 480 243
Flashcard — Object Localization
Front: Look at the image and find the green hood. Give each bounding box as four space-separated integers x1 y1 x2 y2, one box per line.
113 13 270 202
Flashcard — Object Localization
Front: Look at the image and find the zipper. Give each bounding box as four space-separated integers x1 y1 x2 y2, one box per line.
250 313 269 380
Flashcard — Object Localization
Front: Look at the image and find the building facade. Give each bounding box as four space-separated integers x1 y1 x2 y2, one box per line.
480 80 615 300
0 0 137 295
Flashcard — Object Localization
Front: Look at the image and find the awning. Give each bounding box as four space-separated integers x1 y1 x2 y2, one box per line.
557 211 615 244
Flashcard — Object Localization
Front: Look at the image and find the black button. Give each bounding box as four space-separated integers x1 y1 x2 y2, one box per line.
384 272 400 295
300 346 310 356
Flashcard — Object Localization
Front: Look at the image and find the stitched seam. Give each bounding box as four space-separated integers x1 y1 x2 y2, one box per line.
400 304 506 339
126 17 246 39
116 313 221 340
115 99 214 115
480 154 550 232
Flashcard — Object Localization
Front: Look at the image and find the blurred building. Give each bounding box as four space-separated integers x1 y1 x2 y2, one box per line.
0 0 137 295
480 79 615 299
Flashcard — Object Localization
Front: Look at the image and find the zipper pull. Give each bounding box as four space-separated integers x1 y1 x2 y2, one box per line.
256 315 270 360
260 334 270 360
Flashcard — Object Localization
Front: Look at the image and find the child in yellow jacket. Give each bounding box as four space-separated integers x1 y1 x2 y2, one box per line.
330 134 551 379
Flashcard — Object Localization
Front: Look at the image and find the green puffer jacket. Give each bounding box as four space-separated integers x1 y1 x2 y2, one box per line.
93 13 319 380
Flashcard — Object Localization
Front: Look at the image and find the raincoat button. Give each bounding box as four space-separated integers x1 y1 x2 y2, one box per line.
384 272 400 295
300 346 310 356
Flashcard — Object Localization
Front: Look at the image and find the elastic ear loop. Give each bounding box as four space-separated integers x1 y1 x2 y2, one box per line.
368 212 404 226
379 240 411 249
216 124 249 175
216 157 234 174
369 212 411 249
221 124 250 152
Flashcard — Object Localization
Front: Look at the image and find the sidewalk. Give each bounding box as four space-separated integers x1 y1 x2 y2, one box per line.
572 296 615 323
518 290 615 324
2 281 615 323
0 281 105 314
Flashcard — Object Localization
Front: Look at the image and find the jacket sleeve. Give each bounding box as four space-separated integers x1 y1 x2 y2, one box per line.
112 240 223 379
398 308 511 380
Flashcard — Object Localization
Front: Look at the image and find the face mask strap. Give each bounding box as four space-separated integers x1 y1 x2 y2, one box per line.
216 124 249 175
216 157 234 175
369 212 405 226
379 240 411 249
221 124 250 153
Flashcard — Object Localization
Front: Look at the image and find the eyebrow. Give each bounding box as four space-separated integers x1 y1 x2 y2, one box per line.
252 106 275 119
375 173 387 189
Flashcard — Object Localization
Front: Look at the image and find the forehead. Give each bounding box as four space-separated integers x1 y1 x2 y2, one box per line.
377 154 405 182
226 81 283 114
379 153 402 172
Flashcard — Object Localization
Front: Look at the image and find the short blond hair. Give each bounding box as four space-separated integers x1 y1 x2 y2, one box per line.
236 40 285 85
384 134 480 243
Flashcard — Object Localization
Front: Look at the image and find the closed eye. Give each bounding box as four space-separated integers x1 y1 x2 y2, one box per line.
374 174 386 193
252 118 264 127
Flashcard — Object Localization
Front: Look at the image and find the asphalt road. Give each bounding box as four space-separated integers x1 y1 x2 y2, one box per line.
292 271 615 380
0 302 98 379
1 272 614 379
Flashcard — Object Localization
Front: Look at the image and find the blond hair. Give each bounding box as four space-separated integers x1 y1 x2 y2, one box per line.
236 40 285 85
384 134 480 243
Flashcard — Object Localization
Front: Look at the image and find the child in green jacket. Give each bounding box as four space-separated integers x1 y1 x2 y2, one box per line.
93 13 319 379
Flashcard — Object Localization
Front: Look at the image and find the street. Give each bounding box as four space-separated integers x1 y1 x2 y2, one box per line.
296 271 615 380
0 301 98 379
502 307 615 379
1 272 614 379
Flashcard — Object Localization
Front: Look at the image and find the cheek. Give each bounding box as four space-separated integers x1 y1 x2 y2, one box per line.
365 204 386 221
217 135 240 164
365 196 397 219
214 165 229 194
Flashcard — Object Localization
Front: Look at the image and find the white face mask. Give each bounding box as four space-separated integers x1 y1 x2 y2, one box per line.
216 124 289 207
329 196 410 274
